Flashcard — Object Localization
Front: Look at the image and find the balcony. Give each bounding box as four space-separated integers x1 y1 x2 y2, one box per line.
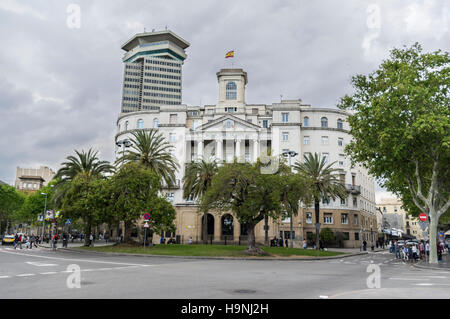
345 184 361 195
162 179 181 189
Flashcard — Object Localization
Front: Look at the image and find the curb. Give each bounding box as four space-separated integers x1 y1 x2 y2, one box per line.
57 246 368 261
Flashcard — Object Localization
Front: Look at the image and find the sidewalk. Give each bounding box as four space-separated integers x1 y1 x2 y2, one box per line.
414 253 450 270
326 247 388 254
38 240 117 249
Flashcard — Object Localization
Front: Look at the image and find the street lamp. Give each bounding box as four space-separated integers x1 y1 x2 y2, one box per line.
41 192 48 243
282 150 298 248
116 139 132 165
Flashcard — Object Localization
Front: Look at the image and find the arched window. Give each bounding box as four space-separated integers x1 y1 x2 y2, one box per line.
226 81 237 100
321 117 328 128
153 118 159 128
337 118 343 129
303 117 309 127
125 121 129 131
137 119 143 129
240 221 248 236
201 214 215 240
221 214 234 236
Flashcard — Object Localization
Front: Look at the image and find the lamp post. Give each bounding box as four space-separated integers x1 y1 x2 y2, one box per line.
41 192 48 244
282 150 298 248
116 139 132 165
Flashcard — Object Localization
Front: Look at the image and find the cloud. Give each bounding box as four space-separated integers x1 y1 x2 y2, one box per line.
0 0 448 198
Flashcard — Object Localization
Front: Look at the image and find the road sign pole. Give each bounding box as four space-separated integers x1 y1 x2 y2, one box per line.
144 227 147 249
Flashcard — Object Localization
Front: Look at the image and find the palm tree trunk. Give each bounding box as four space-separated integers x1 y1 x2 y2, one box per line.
315 201 320 250
203 212 208 244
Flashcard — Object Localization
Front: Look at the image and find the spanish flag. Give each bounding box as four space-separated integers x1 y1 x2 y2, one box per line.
225 50 234 58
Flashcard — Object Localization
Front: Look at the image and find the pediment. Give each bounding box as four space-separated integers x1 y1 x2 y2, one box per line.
197 114 260 132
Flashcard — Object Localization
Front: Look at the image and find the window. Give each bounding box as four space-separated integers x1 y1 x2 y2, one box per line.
282 113 289 123
225 120 233 128
394 206 398 212
225 107 236 113
321 117 328 128
252 108 258 115
341 214 348 224
322 153 329 164
339 161 344 166
125 121 129 131
324 213 333 224
338 138 343 146
354 214 358 225
337 118 343 129
226 81 237 100
343 232 350 240
169 133 176 143
383 207 387 213
321 136 329 145
303 117 309 127
355 232 359 240
137 119 144 129
192 120 199 131
304 136 310 145
247 119 252 123
153 118 159 128
306 212 312 224
282 132 289 141
322 196 331 205
165 192 174 203
340 197 346 206
262 120 268 128
353 197 357 207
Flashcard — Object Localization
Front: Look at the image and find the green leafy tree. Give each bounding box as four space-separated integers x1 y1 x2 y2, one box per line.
0 184 25 234
18 182 56 227
115 130 179 187
293 153 347 250
202 162 284 255
338 43 449 263
183 158 218 243
320 227 334 247
62 175 109 246
109 162 174 243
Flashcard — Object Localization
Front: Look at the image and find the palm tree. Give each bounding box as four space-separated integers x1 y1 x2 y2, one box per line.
293 153 347 250
116 129 179 187
53 149 114 245
183 158 218 244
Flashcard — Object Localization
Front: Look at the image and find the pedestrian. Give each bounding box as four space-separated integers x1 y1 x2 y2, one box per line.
395 241 400 259
411 244 418 262
303 239 307 249
189 236 193 244
89 233 94 247
279 237 283 247
285 238 288 248
437 242 443 261
425 241 430 262
319 239 324 251
30 234 36 249
363 240 367 251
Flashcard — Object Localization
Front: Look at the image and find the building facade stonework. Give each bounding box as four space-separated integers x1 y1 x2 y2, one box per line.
114 31 377 248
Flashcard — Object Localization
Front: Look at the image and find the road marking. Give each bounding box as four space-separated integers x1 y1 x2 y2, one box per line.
16 274 35 277
40 272 58 275
0 276 11 279
389 277 428 281
319 295 329 299
26 261 58 267
0 249 153 267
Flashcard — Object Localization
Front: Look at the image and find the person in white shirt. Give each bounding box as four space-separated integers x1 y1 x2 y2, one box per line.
425 242 430 262
412 244 417 261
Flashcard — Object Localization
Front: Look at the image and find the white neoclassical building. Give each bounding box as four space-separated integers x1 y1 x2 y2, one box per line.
115 66 377 247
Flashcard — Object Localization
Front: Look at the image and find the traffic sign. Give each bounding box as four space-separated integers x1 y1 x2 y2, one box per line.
65 219 71 225
419 221 429 231
144 222 149 228
144 213 150 220
419 213 428 222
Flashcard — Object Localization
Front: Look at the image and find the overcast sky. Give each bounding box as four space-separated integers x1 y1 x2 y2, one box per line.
0 0 448 200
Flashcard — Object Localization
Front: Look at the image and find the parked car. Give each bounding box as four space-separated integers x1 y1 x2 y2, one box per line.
2 235 15 246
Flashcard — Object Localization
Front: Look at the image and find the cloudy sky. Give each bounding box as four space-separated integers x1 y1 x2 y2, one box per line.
0 0 448 200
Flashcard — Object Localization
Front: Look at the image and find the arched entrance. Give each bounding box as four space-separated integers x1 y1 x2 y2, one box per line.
221 214 234 241
201 213 215 241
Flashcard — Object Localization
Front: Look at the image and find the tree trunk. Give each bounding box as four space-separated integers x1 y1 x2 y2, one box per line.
243 224 266 255
428 210 438 264
124 220 134 244
203 212 208 244
315 201 320 250
83 219 91 247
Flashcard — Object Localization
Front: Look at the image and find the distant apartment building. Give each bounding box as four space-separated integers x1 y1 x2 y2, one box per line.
14 166 55 193
376 197 422 239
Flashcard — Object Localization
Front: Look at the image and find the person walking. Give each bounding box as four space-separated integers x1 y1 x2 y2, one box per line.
395 241 400 259
285 238 288 248
89 233 94 247
425 241 430 262
303 239 307 249
29 234 36 249
279 237 283 247
188 236 193 244
362 240 367 251
437 242 443 261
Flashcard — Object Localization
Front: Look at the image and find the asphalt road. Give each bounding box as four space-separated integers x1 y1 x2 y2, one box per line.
0 246 449 299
